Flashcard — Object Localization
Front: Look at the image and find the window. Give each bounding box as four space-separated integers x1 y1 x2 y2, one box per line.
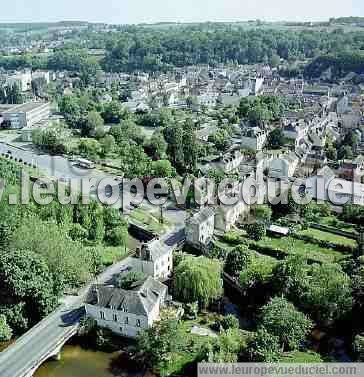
136 319 141 327
113 314 117 322
100 311 105 320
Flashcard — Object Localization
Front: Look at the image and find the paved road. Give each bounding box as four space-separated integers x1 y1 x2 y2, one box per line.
0 257 133 377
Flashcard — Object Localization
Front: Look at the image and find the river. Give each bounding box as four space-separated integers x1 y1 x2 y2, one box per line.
34 345 120 377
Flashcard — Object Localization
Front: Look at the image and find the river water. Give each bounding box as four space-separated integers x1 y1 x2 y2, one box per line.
34 345 119 377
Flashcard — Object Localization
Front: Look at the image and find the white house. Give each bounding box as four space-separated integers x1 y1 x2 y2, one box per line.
186 207 215 249
85 277 167 338
130 239 174 281
240 127 267 151
283 120 309 141
269 152 299 179
6 69 32 92
216 150 244 174
215 200 249 232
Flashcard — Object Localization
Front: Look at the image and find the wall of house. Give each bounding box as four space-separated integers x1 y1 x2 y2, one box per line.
85 304 149 338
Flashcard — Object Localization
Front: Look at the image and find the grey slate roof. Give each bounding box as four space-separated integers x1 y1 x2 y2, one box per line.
87 277 167 316
188 207 215 225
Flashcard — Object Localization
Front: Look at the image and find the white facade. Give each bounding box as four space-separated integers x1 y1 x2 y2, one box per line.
2 102 51 129
216 150 244 174
186 207 215 249
6 70 32 92
240 128 267 151
32 71 51 84
85 278 167 338
269 152 299 179
215 200 249 232
130 240 174 280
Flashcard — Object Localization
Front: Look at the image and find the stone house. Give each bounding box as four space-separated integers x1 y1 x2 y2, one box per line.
85 277 167 338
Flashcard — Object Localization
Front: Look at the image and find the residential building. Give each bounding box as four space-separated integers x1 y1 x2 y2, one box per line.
131 239 174 281
6 69 32 92
240 127 267 151
215 200 249 232
216 150 244 174
85 277 167 338
186 207 215 249
269 152 299 179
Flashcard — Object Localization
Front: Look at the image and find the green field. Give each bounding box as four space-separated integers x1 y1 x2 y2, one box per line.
298 228 357 248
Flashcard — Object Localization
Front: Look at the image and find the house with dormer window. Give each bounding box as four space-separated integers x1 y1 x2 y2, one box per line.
85 277 168 338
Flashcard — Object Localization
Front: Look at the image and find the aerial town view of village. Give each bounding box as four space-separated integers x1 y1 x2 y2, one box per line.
0 3 364 377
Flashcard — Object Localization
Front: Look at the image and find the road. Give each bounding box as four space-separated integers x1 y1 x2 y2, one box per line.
0 141 187 223
0 256 133 377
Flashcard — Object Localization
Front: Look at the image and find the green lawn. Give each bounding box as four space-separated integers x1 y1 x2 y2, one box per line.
316 216 356 233
128 208 170 235
253 236 347 263
279 350 324 363
298 228 357 248
100 246 130 266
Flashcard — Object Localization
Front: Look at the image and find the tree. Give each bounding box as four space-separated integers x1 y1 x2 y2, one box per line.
201 329 245 363
0 315 12 342
100 134 117 156
269 54 281 68
78 139 102 160
82 111 104 137
248 105 270 126
107 225 128 248
259 297 313 351
268 128 285 149
272 255 309 300
247 328 281 362
353 334 364 361
117 271 146 290
0 248 59 328
147 130 168 159
120 142 151 178
163 124 185 171
301 263 352 325
102 101 130 123
254 205 272 224
186 95 198 110
246 223 266 241
208 129 231 151
173 256 223 308
183 120 199 172
138 318 185 367
32 126 72 155
224 245 251 277
151 159 175 178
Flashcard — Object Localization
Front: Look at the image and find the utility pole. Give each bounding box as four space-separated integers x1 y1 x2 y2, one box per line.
159 204 164 224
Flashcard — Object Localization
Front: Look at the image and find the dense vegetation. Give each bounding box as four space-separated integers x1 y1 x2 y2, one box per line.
304 51 364 79
0 158 128 336
1 25 364 78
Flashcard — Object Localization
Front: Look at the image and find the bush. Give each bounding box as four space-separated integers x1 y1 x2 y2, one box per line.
219 315 240 331
259 297 313 351
0 314 12 342
247 328 281 362
246 223 266 241
224 245 251 277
